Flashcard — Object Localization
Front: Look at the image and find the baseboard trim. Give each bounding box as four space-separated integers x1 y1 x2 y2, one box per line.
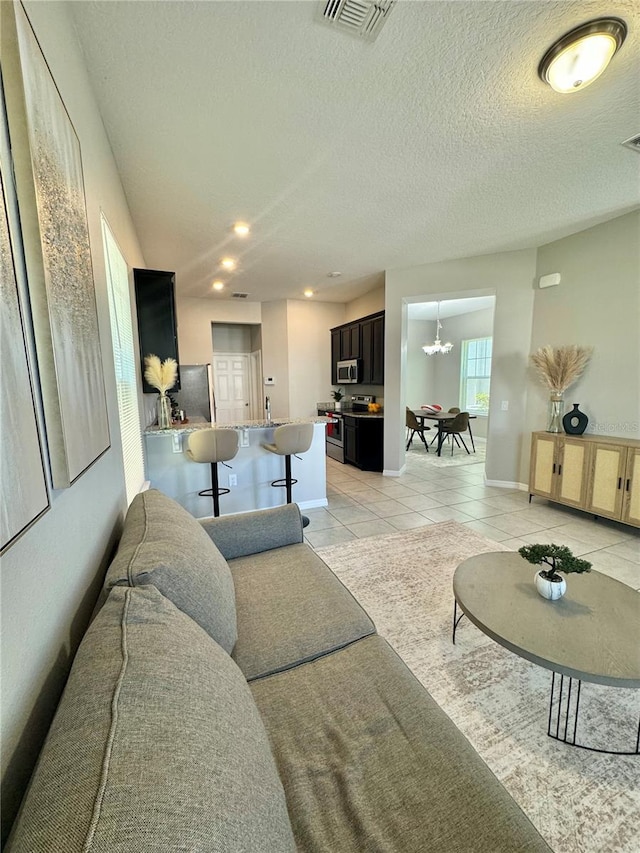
383 465 406 477
484 478 528 491
298 498 329 510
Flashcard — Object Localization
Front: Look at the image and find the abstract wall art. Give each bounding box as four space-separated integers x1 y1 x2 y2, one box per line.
2 2 110 488
0 157 49 552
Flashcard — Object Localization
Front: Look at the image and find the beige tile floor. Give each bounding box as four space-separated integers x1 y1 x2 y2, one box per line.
304 439 640 591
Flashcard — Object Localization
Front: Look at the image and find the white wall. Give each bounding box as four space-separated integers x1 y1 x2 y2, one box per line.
260 301 290 418
385 250 537 482
211 323 253 353
287 300 345 417
522 211 640 477
406 319 436 408
1 2 145 841
345 285 384 322
176 297 261 363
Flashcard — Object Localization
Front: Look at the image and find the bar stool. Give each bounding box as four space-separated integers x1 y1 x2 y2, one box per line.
186 428 239 517
262 423 314 505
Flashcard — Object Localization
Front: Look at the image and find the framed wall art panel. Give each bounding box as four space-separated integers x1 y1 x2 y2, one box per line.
1 2 110 488
0 149 50 552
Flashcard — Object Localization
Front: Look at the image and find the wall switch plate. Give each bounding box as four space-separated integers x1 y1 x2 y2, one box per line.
501 400 509 411
228 474 238 487
264 377 276 385
172 434 182 453
240 429 249 447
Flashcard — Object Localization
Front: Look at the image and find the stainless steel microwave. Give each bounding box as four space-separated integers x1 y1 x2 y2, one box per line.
337 359 360 384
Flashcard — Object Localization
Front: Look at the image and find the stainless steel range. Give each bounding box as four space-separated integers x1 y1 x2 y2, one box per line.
321 396 376 463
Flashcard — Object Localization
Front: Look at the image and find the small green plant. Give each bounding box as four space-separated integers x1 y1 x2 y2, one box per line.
518 544 592 581
475 391 490 411
331 387 344 401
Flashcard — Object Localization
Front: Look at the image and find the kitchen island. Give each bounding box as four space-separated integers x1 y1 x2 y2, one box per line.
144 418 328 518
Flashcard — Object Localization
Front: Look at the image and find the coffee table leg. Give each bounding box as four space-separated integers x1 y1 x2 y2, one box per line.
452 600 466 644
547 672 640 755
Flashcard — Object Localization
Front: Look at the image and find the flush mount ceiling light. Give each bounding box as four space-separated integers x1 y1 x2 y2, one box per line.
538 17 627 93
422 303 453 356
303 288 314 297
233 222 250 237
212 280 225 291
220 257 237 271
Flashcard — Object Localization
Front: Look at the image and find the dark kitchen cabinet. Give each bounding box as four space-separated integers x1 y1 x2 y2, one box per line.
134 268 181 393
340 323 360 360
331 329 341 385
361 313 385 385
343 415 383 472
330 311 384 387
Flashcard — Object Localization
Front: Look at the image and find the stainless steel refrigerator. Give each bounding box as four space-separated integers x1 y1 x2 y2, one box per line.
173 364 214 422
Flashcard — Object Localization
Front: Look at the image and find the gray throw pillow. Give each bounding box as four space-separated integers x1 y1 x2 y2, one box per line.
103 488 237 652
7 586 295 853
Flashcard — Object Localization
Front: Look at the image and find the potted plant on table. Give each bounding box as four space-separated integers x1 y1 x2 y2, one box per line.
331 387 344 411
518 543 591 600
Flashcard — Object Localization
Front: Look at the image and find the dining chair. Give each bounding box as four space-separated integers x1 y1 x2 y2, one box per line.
406 408 431 451
440 411 471 455
430 406 461 446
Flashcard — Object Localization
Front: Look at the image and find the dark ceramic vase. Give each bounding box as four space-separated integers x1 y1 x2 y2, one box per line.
563 404 588 435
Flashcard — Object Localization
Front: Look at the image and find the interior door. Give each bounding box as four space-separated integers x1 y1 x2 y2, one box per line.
212 354 250 423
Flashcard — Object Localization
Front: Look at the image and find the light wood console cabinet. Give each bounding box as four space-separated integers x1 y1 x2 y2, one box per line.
529 432 640 528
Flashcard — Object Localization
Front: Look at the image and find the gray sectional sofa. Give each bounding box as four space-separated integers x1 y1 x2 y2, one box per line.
7 489 552 852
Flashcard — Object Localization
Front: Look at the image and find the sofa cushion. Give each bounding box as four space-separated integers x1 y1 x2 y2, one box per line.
103 488 237 652
251 634 552 853
230 542 375 680
7 586 295 853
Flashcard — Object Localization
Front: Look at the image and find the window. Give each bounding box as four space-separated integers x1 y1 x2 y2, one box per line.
101 215 145 504
460 337 492 414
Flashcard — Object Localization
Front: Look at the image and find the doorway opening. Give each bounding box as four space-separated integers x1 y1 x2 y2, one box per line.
405 295 495 466
211 323 262 422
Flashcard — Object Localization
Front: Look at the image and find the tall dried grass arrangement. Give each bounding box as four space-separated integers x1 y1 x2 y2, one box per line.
529 345 592 395
144 354 178 394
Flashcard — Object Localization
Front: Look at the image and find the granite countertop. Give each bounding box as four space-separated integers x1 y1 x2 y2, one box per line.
341 412 384 419
145 417 328 436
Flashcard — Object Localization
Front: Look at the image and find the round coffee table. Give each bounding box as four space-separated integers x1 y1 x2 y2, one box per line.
452 552 640 754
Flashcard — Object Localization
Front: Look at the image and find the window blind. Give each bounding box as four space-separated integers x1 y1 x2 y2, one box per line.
101 215 145 504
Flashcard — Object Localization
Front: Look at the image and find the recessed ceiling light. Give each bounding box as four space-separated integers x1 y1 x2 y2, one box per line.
212 280 225 291
538 18 627 94
233 222 250 237
304 288 314 297
328 271 342 278
220 257 237 271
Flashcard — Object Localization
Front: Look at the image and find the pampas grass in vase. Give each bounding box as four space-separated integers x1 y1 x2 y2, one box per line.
144 354 178 428
529 345 592 432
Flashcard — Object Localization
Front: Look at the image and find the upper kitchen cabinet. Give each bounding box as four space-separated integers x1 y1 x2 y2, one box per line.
134 268 181 393
360 313 385 385
340 322 361 360
331 311 385 386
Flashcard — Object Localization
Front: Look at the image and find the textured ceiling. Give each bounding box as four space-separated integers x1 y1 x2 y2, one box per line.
68 0 640 303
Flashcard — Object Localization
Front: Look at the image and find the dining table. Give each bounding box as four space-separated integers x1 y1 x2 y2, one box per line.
411 410 477 457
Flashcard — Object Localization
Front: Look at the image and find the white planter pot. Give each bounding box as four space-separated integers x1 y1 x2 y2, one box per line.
334 401 342 410
534 570 566 600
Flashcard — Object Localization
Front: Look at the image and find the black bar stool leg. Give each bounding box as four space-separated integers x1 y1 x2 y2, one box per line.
211 462 220 517
285 455 293 503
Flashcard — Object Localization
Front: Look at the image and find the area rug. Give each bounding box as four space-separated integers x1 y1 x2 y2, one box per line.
406 436 487 468
315 522 640 853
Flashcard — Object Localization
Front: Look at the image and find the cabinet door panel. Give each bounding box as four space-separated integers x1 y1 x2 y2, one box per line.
588 445 625 518
530 435 556 498
623 448 640 527
557 440 587 506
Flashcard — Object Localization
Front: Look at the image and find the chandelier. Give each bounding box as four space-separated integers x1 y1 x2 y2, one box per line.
422 303 453 355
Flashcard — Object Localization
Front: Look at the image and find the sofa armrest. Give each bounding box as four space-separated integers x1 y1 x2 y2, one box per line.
199 503 304 560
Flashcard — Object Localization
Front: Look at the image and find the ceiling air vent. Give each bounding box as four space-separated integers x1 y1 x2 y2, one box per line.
232 292 249 299
621 134 640 153
317 0 395 42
